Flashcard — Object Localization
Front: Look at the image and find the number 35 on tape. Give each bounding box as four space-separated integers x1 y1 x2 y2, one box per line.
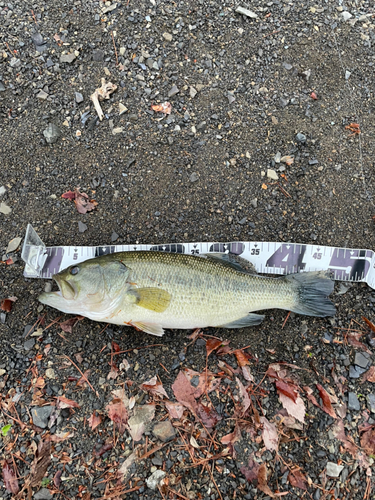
21 224 375 289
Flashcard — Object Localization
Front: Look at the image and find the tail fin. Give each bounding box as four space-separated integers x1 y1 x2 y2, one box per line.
286 271 336 317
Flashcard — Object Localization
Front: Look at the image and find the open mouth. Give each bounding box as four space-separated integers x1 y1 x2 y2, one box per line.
52 274 76 300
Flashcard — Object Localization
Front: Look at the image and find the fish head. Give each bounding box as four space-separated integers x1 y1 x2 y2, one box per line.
38 256 130 315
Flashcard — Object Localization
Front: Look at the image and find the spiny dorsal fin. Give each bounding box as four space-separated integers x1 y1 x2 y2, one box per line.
203 253 258 274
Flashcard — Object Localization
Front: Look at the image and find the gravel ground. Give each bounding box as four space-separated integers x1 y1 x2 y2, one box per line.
1 0 375 499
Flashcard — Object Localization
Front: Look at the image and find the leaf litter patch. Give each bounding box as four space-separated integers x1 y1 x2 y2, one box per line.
1 323 375 499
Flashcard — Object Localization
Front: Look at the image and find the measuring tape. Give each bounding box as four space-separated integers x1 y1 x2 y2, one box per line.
21 224 375 289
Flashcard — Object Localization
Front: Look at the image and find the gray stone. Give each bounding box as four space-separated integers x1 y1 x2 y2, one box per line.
283 63 293 70
31 406 53 428
326 462 344 477
24 339 35 351
366 394 375 413
60 53 76 64
349 365 367 378
152 421 176 442
92 49 104 61
0 81 5 92
227 93 235 104
0 186 6 196
347 392 360 411
345 70 351 80
43 123 61 144
34 488 53 500
10 57 21 68
354 352 371 369
31 33 44 46
36 90 48 100
78 221 87 233
250 198 258 208
274 152 281 163
168 85 179 97
111 232 119 242
189 172 199 183
296 133 306 143
146 470 166 490
75 92 84 103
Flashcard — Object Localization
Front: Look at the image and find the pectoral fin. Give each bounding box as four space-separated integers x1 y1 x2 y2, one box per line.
219 313 265 328
132 321 165 337
128 287 171 312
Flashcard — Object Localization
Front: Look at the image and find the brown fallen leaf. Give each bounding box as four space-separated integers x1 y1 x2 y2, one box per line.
275 379 299 403
197 402 222 428
61 187 98 214
278 392 305 424
165 402 185 419
0 297 17 312
331 419 358 458
205 337 224 357
257 463 275 498
171 371 198 414
361 366 375 383
88 411 102 431
56 395 80 409
59 316 83 333
288 469 308 490
30 439 51 488
106 400 128 434
236 377 250 414
360 426 375 456
363 316 375 333
233 348 252 367
316 384 337 419
140 375 169 399
151 101 172 114
2 460 19 494
260 416 279 452
240 455 260 483
127 404 155 442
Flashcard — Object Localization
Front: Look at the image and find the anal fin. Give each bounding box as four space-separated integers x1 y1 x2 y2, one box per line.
131 321 165 337
219 313 264 328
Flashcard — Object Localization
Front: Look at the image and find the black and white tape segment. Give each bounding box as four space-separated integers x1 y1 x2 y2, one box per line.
22 224 375 289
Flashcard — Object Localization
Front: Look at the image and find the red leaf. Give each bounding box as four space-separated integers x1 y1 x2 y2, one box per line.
288 469 308 490
61 190 76 200
61 187 98 214
257 463 275 498
112 341 121 352
360 427 375 455
54 470 62 488
233 349 251 367
2 461 19 494
317 384 337 419
165 402 185 419
140 375 169 399
60 316 82 333
240 456 260 483
275 379 299 403
94 442 113 457
77 369 91 388
172 371 197 414
361 366 375 383
56 395 80 409
197 402 222 428
363 316 375 333
310 91 318 100
106 400 128 433
260 416 279 452
236 377 250 414
205 338 224 357
88 411 102 430
0 297 17 312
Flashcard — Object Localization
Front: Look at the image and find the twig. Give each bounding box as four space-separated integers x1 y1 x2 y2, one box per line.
62 355 99 398
31 9 38 24
282 311 291 329
111 31 118 66
106 344 163 356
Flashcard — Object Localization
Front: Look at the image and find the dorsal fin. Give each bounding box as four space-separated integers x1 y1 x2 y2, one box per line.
203 253 258 274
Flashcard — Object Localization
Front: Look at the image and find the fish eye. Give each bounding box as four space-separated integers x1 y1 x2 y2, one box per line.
70 266 80 275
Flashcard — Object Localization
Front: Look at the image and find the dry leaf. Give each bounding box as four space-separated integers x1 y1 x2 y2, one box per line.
151 102 172 114
140 375 169 399
165 402 185 419
30 440 51 488
361 366 375 383
316 384 337 419
288 469 308 490
0 297 17 312
128 404 155 441
106 400 128 433
260 416 279 452
2 461 19 494
62 187 98 214
88 411 102 431
236 377 250 414
56 396 80 409
171 371 198 414
240 455 260 483
257 463 275 498
278 392 305 424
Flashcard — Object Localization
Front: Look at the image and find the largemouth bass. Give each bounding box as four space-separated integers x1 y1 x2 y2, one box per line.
38 251 335 336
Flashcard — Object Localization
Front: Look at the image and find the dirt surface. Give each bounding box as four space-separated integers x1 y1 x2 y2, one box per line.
1 1 375 499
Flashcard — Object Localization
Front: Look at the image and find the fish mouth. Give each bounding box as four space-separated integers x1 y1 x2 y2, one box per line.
52 274 77 300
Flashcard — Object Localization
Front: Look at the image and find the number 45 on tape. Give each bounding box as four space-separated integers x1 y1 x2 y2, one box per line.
21 224 375 289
